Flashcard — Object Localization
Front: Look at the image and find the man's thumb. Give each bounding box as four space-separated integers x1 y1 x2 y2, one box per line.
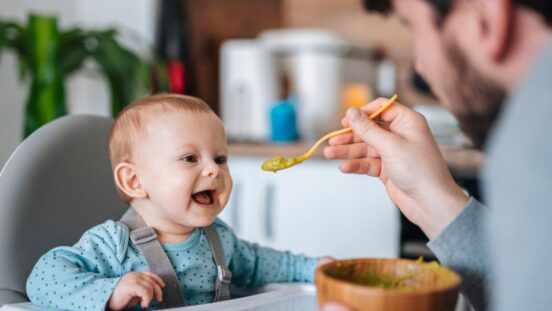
346 107 394 147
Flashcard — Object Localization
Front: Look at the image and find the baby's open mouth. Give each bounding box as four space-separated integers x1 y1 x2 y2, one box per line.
192 190 215 205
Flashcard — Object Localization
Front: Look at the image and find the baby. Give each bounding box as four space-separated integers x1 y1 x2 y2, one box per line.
26 94 330 310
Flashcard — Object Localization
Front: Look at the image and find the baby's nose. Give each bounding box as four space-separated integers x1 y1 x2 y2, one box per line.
202 161 220 178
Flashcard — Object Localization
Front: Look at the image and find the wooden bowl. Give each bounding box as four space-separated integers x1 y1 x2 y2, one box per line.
315 258 461 311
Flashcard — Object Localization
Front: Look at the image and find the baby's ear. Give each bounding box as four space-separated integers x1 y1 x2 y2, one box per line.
113 162 147 199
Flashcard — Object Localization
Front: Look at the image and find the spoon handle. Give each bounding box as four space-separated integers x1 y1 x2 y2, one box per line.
303 127 352 159
303 94 398 159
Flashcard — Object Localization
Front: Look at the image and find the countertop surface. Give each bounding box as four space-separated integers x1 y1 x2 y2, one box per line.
229 142 483 177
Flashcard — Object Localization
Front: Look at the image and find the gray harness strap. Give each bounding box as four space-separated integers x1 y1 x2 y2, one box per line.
120 208 185 308
119 208 232 308
202 225 232 301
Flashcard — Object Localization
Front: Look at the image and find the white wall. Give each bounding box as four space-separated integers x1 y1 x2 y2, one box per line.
0 0 157 167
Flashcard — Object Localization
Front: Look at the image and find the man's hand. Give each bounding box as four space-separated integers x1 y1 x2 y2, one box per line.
324 98 469 239
108 271 165 310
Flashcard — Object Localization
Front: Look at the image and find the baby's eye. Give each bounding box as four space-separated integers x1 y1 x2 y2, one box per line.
215 156 227 165
182 155 198 163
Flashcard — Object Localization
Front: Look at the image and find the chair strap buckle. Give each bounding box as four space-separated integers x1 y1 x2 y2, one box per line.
130 227 157 245
217 265 232 284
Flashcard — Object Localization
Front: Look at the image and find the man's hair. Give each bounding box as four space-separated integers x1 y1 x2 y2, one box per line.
363 0 552 26
108 93 214 202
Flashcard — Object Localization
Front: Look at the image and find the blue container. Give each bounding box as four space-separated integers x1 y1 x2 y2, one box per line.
270 98 297 143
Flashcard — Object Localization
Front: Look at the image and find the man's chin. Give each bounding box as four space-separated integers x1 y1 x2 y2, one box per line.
457 116 495 150
442 41 507 150
451 94 505 150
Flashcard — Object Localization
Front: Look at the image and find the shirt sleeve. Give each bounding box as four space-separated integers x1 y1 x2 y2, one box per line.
427 197 490 311
214 222 318 288
26 220 128 311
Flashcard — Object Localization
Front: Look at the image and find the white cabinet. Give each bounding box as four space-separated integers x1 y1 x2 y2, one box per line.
219 156 400 259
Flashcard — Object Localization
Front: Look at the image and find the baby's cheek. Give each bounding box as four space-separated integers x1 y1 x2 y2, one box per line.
224 174 233 196
219 191 230 207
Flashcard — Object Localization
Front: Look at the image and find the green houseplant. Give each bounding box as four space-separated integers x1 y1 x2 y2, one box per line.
0 14 153 136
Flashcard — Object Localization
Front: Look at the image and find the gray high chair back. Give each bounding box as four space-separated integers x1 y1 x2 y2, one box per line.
0 115 127 306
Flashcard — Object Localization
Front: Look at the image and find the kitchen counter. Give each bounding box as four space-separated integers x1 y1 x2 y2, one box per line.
439 146 483 178
229 142 483 178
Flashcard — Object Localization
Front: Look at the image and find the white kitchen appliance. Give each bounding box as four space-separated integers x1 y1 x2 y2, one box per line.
220 29 384 141
220 39 278 141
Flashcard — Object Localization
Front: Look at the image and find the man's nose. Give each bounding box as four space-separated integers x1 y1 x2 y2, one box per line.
202 160 220 178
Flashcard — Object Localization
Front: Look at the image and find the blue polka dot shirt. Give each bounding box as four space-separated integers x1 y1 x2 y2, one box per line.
26 218 318 310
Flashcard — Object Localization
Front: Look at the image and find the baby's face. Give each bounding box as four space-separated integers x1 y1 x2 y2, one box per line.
132 110 232 231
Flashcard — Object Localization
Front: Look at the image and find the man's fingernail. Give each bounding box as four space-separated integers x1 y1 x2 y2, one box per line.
347 108 362 122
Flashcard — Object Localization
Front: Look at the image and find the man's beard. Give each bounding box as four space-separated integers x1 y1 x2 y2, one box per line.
445 43 507 150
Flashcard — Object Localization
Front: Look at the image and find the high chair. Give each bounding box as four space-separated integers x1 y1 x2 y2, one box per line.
0 115 317 311
0 115 127 306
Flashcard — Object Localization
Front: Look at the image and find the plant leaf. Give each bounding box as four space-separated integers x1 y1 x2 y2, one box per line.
17 56 29 81
0 20 28 80
88 31 151 117
0 20 25 53
25 15 66 137
57 28 90 75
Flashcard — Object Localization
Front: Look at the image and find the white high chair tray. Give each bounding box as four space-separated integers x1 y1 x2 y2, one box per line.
1 284 317 311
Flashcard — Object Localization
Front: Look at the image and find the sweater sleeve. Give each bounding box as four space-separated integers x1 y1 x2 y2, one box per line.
26 220 129 311
427 197 490 311
213 221 318 288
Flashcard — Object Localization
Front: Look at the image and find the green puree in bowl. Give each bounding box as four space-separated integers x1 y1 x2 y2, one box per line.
347 270 414 289
329 267 414 289
327 260 446 290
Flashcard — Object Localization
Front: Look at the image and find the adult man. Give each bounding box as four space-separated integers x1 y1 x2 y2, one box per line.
323 0 552 310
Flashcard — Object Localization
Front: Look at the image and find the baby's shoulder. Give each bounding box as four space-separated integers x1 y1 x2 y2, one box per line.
86 219 129 237
211 218 237 242
80 219 130 252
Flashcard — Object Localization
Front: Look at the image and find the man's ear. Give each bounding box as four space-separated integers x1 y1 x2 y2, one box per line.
114 162 148 199
480 0 513 61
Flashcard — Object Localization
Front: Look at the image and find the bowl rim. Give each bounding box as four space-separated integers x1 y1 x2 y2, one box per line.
315 257 462 296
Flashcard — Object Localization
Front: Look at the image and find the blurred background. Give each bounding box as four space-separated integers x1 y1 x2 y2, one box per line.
0 0 481 263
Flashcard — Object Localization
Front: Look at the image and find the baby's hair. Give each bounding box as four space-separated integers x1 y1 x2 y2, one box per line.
108 93 214 202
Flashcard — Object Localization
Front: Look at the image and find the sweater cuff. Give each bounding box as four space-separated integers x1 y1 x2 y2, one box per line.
293 255 318 283
427 197 489 310
96 277 122 311
427 197 488 274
